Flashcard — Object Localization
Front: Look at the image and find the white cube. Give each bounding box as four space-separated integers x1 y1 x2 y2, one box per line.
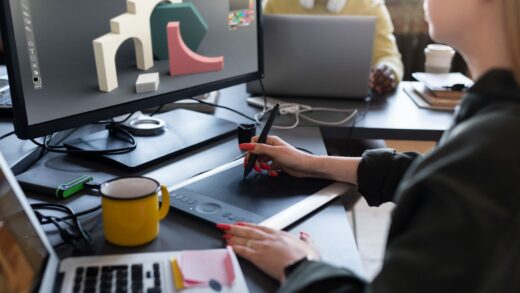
135 72 160 93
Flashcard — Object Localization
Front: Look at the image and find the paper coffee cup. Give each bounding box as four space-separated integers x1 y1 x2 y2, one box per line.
424 44 455 74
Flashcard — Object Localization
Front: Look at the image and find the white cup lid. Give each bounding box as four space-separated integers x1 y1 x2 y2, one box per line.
425 44 455 56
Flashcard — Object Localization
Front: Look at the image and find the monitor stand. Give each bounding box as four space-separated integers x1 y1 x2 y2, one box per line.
63 109 237 171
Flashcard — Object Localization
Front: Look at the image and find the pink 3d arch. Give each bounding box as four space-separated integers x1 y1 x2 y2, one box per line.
167 22 224 76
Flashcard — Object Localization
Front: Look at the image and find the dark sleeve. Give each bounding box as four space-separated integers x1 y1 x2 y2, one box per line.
279 260 366 293
371 108 520 292
357 148 421 206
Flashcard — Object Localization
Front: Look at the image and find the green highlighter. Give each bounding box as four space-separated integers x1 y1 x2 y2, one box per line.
56 175 94 199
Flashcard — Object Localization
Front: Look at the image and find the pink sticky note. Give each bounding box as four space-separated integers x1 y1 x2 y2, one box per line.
179 247 235 287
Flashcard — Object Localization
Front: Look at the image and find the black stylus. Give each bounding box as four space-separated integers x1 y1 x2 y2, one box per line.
243 103 280 179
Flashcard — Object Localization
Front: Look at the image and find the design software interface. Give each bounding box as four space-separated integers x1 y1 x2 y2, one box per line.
7 0 258 125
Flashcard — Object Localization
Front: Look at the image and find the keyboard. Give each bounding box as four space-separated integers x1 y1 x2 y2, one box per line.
72 261 164 293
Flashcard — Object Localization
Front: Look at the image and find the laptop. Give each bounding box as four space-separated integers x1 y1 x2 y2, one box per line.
247 14 376 99
0 151 247 293
0 65 11 112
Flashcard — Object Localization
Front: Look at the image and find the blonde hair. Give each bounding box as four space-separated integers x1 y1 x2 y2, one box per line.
503 0 520 85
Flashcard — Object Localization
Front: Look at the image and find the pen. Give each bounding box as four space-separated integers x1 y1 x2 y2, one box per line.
243 103 280 179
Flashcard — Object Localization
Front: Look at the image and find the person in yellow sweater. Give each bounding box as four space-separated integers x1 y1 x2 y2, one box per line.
264 0 404 95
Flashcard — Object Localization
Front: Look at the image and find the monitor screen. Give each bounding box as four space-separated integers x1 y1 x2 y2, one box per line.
0 169 48 293
0 0 261 138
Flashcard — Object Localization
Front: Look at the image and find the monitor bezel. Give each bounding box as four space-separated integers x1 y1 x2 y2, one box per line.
0 0 264 139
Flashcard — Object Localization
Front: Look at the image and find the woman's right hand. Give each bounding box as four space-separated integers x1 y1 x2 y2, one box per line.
239 135 316 178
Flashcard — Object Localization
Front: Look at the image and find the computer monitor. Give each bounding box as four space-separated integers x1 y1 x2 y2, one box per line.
0 0 262 139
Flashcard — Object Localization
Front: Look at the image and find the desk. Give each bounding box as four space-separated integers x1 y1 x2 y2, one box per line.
0 120 363 292
214 81 454 141
0 81 451 291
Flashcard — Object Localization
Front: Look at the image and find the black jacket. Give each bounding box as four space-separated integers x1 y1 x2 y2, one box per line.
280 70 520 293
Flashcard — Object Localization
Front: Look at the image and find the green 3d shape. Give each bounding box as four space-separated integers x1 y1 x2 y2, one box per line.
93 0 181 92
150 2 208 61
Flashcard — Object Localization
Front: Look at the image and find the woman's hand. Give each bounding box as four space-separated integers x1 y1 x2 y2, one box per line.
217 222 320 283
239 135 317 177
369 64 397 95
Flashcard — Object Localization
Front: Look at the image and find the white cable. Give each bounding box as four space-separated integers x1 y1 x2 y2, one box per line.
254 101 358 129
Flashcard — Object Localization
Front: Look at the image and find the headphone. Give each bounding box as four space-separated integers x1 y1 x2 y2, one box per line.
299 0 348 14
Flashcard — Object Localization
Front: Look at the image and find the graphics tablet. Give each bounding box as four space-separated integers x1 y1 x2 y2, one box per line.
169 159 353 229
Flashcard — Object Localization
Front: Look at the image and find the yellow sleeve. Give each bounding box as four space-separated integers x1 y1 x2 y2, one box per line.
370 1 404 83
263 0 274 14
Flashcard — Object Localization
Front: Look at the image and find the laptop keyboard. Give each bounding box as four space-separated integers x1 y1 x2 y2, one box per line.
73 262 163 293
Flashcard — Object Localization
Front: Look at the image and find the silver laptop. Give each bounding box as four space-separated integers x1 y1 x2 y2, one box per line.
248 14 376 99
0 152 247 293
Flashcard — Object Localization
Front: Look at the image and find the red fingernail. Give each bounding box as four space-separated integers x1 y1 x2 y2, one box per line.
260 162 271 170
268 170 279 177
222 234 232 240
254 165 262 172
239 143 256 151
235 222 248 226
216 223 232 231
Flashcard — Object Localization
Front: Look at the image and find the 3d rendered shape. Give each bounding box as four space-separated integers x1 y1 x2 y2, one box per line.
135 72 160 93
167 22 224 76
150 2 208 60
93 0 181 92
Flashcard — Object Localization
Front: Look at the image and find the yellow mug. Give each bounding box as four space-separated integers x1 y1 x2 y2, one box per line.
100 177 170 246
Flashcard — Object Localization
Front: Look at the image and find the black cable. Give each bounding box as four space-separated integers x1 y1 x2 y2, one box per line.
189 97 257 122
96 112 135 125
149 104 164 117
30 124 136 155
49 216 78 245
46 215 75 229
34 209 86 249
31 203 94 246
37 204 101 225
0 130 14 140
113 112 136 124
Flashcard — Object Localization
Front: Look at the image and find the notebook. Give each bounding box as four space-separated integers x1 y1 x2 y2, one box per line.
0 151 248 293
247 14 376 99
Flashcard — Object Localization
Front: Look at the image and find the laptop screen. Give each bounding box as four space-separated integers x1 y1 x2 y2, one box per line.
0 170 48 292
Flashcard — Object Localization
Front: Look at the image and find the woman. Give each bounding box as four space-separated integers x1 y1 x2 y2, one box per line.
218 0 520 291
264 0 404 95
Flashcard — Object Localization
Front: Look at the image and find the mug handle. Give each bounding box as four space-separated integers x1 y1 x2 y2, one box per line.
158 185 170 220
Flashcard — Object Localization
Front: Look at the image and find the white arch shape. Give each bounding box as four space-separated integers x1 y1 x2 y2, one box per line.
93 0 181 92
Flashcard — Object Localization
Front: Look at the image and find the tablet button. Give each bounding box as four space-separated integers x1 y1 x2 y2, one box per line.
195 203 221 214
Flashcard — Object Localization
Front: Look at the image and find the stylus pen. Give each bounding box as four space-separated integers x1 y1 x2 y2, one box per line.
243 103 280 179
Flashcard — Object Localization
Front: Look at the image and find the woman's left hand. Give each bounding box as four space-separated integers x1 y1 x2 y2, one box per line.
217 222 320 283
